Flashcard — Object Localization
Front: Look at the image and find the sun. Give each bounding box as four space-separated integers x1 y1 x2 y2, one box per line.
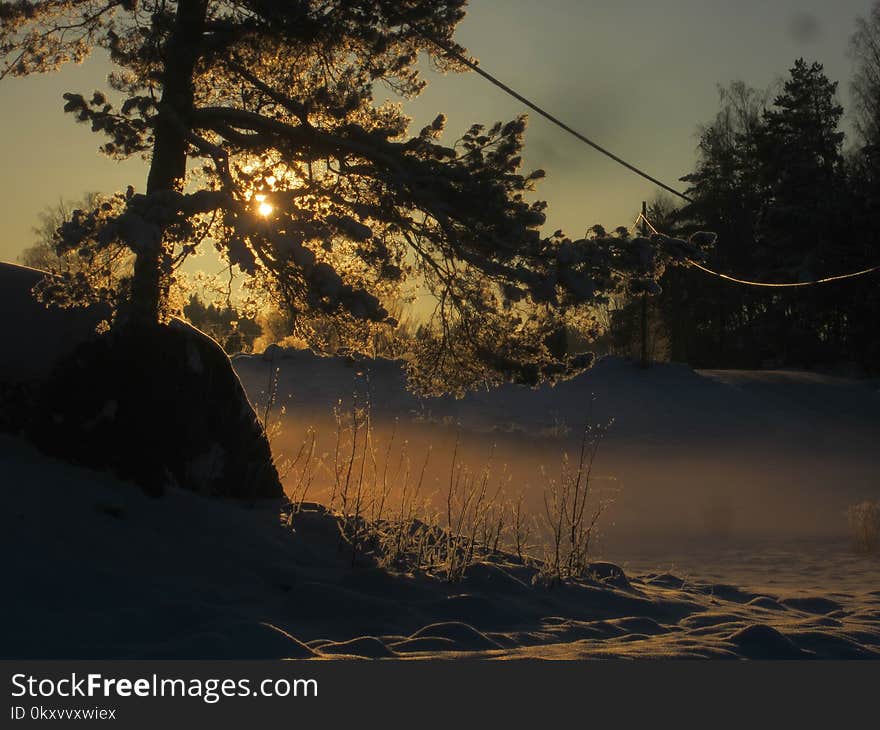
253 194 274 218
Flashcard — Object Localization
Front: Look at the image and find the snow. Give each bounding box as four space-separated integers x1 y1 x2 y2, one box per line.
2 259 879 660
1 433 878 659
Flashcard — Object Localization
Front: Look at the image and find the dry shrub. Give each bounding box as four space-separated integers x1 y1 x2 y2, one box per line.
538 422 612 585
279 402 612 584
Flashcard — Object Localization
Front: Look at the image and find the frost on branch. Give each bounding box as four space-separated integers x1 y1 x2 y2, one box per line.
3 1 719 394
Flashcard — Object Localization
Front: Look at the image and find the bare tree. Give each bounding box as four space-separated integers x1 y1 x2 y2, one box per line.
851 4 880 148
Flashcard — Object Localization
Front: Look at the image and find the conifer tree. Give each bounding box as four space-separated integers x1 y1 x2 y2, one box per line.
755 59 846 277
1 0 636 392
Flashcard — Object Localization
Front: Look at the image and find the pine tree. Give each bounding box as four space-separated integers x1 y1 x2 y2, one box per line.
755 59 845 277
0 0 627 392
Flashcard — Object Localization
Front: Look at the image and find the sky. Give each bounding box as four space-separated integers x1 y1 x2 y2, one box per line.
0 0 876 264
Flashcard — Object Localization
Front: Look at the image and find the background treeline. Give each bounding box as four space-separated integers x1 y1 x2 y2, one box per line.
604 10 880 374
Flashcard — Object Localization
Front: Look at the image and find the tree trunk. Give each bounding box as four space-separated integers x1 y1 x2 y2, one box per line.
129 0 208 326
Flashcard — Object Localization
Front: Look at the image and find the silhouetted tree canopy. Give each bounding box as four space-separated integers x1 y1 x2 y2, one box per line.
2 0 651 393
643 55 880 373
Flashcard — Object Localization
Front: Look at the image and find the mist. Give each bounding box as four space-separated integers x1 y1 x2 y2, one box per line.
235 353 879 564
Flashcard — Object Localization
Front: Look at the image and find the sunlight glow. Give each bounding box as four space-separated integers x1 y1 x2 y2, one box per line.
255 194 273 218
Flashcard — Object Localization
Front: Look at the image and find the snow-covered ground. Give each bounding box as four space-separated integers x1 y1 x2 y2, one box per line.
2 434 878 659
2 260 879 659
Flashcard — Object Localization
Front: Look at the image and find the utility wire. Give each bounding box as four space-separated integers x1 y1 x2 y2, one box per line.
419 25 879 285
685 258 880 287
415 27 693 203
638 214 880 287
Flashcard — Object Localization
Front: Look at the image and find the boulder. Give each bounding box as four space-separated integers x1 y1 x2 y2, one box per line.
28 320 282 499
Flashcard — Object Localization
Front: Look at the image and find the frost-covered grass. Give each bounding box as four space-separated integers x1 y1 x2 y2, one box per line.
236 350 880 545
251 350 880 584
275 403 610 585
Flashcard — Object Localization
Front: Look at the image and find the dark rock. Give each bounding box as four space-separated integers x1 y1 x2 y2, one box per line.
28 321 282 500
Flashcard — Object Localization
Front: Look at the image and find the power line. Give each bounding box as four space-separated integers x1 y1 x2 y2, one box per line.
685 258 880 288
415 27 693 203
638 214 880 288
420 25 880 285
